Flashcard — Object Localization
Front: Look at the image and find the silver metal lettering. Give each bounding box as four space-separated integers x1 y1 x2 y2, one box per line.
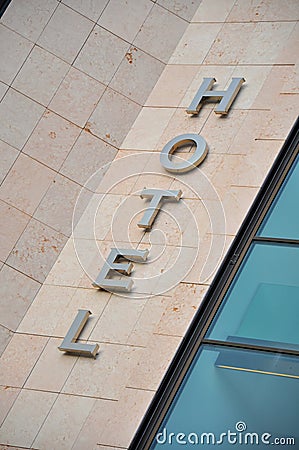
187 77 245 115
92 248 149 292
160 133 208 173
138 189 182 229
58 309 99 358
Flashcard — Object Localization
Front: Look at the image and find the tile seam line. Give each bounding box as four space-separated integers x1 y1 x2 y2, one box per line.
0 322 13 332
151 2 192 24
125 385 156 392
0 384 120 404
0 0 59 46
67 0 156 130
201 12 234 66
72 1 158 88
59 0 109 25
11 330 160 349
0 195 76 242
2 261 43 286
192 19 299 24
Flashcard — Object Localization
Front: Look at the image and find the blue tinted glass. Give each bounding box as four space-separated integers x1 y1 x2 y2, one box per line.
206 242 299 350
150 345 299 449
258 153 299 239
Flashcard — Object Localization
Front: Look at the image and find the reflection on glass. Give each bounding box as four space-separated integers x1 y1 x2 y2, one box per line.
258 153 299 239
206 242 299 350
150 345 299 449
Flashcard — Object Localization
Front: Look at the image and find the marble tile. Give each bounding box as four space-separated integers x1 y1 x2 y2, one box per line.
103 192 158 243
95 388 155 448
253 66 296 109
0 265 40 331
205 22 296 65
33 394 95 450
192 0 235 22
0 386 20 427
74 193 125 241
145 65 198 108
110 47 164 106
74 25 129 85
228 110 270 155
34 174 82 236
127 295 170 346
120 107 174 151
0 25 33 85
0 141 19 186
17 285 76 336
0 326 13 358
227 0 269 22
260 0 299 21
99 0 152 42
25 338 76 392
7 218 67 283
228 0 299 22
62 344 143 400
223 186 260 235
49 67 105 127
0 201 29 262
0 389 57 448
134 4 186 63
200 110 248 155
231 65 272 110
88 88 141 148
127 334 181 390
155 283 208 337
23 110 81 171
234 140 283 188
90 294 146 344
130 152 175 194
38 3 94 64
281 64 299 94
205 153 246 191
275 22 299 65
71 398 119 450
157 107 211 150
1 0 58 41
0 333 47 387
0 153 55 215
12 46 69 106
169 23 222 65
60 131 117 186
0 88 44 150
45 238 85 287
182 233 233 284
89 150 150 195
62 0 109 22
53 287 110 339
157 0 201 21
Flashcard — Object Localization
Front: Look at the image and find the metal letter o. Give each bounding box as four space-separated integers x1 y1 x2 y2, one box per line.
160 133 208 173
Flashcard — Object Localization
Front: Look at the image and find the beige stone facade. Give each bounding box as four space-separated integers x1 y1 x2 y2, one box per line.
0 0 298 448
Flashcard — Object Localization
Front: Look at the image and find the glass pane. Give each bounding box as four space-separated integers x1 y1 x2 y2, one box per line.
206 242 299 350
150 345 299 449
258 152 299 239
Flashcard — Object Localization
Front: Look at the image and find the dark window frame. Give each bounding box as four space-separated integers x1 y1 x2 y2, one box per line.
129 116 299 449
0 0 11 18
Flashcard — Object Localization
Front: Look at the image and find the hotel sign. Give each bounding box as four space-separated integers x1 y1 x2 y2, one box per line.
58 77 245 358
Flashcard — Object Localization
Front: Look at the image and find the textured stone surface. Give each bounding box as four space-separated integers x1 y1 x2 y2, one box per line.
1 1 298 448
